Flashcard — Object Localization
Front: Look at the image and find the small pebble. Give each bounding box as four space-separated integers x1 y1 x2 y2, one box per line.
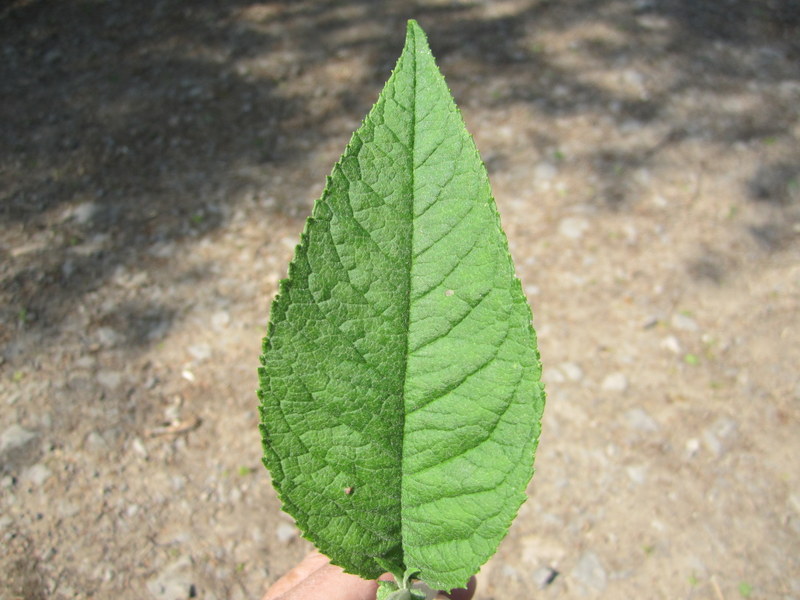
624 408 659 432
601 372 628 392
524 284 540 295
559 362 583 382
702 416 738 457
626 465 647 484
71 201 97 225
661 335 682 354
188 344 212 362
148 242 176 258
685 438 700 457
542 367 566 385
276 522 297 543
501 564 520 579
95 327 121 348
75 356 96 369
211 311 230 329
623 69 645 89
650 519 667 532
147 319 170 342
131 437 148 459
85 431 110 452
62 259 75 280
58 500 80 518
43 48 63 64
637 14 671 30
623 223 638 244
22 463 52 486
558 217 590 240
532 566 559 589
671 313 698 332
97 370 123 390
534 161 558 185
38 412 52 428
571 551 607 592
146 555 195 600
642 316 659 329
0 424 37 454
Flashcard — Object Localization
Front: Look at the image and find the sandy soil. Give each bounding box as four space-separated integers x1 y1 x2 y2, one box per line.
1 1 799 599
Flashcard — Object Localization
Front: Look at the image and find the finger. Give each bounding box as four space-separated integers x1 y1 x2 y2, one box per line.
434 576 477 600
274 562 378 600
262 552 331 600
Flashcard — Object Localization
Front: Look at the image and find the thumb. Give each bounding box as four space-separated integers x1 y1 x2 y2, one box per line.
434 576 477 600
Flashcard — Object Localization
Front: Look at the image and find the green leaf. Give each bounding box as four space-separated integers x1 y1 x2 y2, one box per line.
376 577 426 600
258 19 545 591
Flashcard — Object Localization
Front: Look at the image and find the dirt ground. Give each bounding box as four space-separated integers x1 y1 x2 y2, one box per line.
1 1 799 599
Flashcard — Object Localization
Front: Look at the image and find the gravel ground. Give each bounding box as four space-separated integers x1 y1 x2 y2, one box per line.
1 1 799 599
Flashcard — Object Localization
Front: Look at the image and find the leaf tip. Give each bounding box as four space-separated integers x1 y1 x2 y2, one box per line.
405 19 426 42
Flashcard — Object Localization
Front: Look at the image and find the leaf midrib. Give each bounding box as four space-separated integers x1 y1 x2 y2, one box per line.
397 21 418 575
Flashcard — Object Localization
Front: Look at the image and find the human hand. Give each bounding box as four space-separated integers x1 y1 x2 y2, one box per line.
263 552 477 600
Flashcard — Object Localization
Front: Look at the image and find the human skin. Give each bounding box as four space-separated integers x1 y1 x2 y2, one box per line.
263 552 477 600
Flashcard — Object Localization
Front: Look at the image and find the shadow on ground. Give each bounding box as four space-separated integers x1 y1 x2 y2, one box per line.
1 0 798 349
